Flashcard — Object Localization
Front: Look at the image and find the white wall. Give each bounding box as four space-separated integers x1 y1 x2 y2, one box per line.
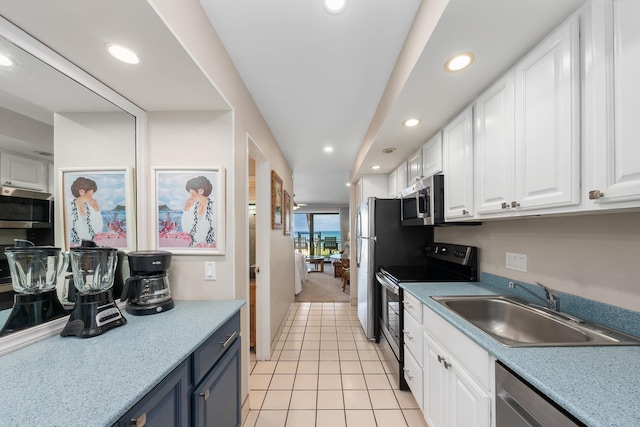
435 211 640 312
53 112 136 246
146 111 234 300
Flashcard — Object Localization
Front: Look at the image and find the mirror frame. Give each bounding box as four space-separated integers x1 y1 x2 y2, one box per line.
0 17 147 356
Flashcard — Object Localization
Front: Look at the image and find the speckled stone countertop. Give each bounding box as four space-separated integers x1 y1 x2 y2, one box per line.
402 281 640 427
0 300 245 427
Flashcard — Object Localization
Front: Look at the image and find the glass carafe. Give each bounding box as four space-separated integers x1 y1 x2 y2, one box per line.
4 245 68 294
69 247 117 294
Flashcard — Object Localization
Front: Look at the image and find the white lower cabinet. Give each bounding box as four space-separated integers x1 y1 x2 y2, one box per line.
421 304 494 427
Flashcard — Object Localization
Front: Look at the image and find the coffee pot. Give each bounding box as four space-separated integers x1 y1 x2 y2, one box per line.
121 250 174 315
60 241 126 338
0 239 68 336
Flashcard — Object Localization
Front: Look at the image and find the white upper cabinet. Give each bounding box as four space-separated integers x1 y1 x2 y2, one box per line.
388 168 399 198
443 106 474 220
474 72 516 216
584 0 640 208
356 175 388 206
421 132 443 179
0 152 48 192
396 161 408 193
407 150 422 184
513 16 581 212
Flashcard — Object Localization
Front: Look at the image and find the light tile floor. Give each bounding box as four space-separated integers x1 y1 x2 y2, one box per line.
245 302 428 427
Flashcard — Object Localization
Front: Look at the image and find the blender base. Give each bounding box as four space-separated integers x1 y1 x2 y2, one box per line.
60 290 126 338
0 290 68 336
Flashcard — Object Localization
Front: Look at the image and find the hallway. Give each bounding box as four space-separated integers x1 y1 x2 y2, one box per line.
245 302 427 427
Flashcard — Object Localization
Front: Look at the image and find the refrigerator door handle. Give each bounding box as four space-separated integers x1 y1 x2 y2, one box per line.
361 236 376 241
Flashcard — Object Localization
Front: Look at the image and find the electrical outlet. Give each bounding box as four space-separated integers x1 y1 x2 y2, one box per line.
204 261 216 281
506 252 527 272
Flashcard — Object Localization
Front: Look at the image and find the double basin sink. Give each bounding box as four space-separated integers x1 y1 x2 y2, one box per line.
431 295 640 347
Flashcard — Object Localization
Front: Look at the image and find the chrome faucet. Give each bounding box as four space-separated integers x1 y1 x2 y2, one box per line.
508 281 559 311
533 281 558 311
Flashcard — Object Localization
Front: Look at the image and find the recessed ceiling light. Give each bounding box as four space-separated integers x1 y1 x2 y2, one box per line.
324 146 334 153
0 54 14 67
445 52 475 72
346 183 351 187
371 165 381 170
323 0 348 14
382 148 396 154
403 118 421 127
107 43 140 64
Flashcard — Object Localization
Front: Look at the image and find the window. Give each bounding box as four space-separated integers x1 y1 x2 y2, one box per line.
293 213 340 256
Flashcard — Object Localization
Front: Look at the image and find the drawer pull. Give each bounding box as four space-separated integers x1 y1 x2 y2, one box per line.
220 331 238 348
201 389 210 401
403 330 413 341
405 302 413 309
130 412 146 427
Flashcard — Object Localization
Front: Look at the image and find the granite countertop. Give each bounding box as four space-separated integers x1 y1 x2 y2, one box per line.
402 282 640 427
0 299 245 427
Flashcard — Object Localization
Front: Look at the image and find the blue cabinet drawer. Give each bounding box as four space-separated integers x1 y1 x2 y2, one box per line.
192 312 240 385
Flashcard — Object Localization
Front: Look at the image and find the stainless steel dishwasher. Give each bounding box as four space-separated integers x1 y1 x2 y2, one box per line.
496 362 585 426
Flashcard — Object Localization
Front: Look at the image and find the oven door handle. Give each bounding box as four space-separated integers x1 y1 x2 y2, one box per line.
376 272 399 295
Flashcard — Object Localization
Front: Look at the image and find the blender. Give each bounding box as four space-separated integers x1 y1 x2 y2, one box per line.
0 239 68 336
120 250 174 315
60 241 126 338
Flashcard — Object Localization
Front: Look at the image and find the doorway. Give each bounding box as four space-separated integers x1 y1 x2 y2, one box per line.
248 136 271 361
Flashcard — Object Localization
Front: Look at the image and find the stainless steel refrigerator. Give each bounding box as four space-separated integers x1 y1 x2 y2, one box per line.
356 197 433 339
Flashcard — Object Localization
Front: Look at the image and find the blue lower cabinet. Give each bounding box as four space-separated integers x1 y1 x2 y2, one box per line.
115 312 242 427
193 338 241 427
117 360 190 427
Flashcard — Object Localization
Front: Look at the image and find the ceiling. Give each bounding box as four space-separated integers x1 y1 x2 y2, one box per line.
0 0 587 206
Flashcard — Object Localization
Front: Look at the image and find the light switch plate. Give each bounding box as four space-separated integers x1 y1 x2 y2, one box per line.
506 252 527 272
204 261 216 281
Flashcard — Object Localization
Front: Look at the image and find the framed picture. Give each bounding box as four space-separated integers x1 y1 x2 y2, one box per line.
271 170 283 229
60 167 136 251
283 190 292 235
152 167 226 255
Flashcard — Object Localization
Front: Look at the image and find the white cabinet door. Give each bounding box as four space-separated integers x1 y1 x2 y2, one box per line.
422 132 443 179
474 72 516 216
358 175 388 202
514 16 580 211
423 333 447 427
388 168 398 198
0 152 48 192
407 150 422 184
443 106 474 220
396 162 408 192
586 0 640 208
449 360 491 427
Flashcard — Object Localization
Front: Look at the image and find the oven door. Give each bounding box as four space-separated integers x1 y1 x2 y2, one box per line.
376 272 401 358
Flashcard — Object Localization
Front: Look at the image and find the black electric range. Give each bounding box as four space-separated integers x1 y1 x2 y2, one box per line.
376 242 478 390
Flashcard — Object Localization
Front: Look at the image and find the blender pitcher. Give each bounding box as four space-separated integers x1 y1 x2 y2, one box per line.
4 240 69 294
69 246 117 294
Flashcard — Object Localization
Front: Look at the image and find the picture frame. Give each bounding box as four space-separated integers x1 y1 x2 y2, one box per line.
271 170 283 229
59 167 136 251
283 190 292 235
152 167 226 255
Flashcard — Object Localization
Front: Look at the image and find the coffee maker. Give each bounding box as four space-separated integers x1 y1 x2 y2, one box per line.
60 241 126 338
121 250 174 315
0 239 68 336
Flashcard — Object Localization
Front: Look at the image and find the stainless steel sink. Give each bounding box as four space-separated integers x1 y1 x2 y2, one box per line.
431 295 640 347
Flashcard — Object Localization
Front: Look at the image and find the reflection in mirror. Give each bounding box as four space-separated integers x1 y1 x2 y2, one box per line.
0 27 136 339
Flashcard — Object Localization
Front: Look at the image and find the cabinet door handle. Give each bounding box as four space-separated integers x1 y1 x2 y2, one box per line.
201 389 210 401
220 331 238 348
443 361 452 369
511 201 520 208
402 367 413 381
403 330 413 341
462 209 469 215
437 355 445 363
588 190 604 200
404 302 413 310
501 202 509 209
130 412 146 427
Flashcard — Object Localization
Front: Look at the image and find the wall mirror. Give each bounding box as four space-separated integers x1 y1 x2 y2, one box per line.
0 17 144 352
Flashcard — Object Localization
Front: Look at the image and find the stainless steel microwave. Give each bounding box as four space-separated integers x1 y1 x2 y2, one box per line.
0 186 53 229
400 175 444 226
